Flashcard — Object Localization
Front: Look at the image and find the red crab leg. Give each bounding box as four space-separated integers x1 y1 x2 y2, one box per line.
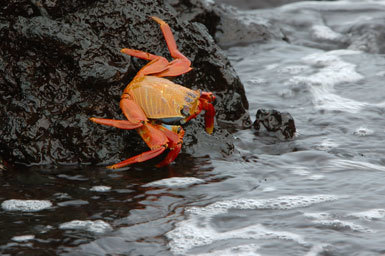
120 48 169 77
90 118 143 129
119 95 148 124
151 16 192 77
107 123 169 169
155 125 185 167
182 92 215 134
90 96 148 129
107 146 166 169
201 92 216 134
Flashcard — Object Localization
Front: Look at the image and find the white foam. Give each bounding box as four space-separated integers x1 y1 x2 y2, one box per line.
304 212 332 220
304 211 371 232
248 77 267 85
349 209 385 221
167 222 304 255
1 199 52 212
305 243 329 256
167 195 340 254
11 235 35 242
143 177 204 188
262 186 276 192
289 50 365 113
308 174 325 180
187 195 341 218
291 167 311 176
279 65 309 75
59 220 112 234
193 243 261 256
313 219 372 233
327 159 385 172
311 25 344 41
353 127 374 136
315 138 339 151
90 185 111 192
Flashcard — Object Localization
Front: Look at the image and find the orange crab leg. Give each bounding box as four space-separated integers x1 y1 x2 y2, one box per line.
150 16 192 77
107 146 166 169
151 16 189 62
201 92 216 134
120 17 192 77
120 49 169 77
181 92 215 134
107 123 169 169
119 95 148 123
155 125 185 167
90 118 143 129
90 96 148 129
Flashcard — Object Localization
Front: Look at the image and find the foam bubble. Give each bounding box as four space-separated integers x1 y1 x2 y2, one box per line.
315 138 339 151
291 167 311 176
311 25 343 41
313 219 372 233
90 185 111 192
304 212 332 220
262 186 276 192
143 177 204 188
305 212 371 232
187 195 341 218
353 127 374 137
305 243 329 256
59 220 112 234
279 65 309 75
349 209 385 221
167 195 340 254
167 222 305 255
1 199 52 212
12 235 35 242
308 174 325 180
290 50 365 113
193 243 261 256
328 159 385 172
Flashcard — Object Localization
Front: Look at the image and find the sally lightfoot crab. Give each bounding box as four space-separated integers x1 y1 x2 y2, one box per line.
90 16 216 169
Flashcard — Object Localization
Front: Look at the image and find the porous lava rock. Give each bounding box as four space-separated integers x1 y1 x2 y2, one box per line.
0 0 250 166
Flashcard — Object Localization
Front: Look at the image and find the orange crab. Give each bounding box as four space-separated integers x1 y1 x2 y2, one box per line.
90 16 215 169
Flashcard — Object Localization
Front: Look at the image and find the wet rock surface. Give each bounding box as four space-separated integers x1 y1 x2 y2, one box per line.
0 0 250 167
253 109 296 140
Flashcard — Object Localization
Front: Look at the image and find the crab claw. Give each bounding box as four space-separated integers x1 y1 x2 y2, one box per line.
201 92 216 134
204 103 215 134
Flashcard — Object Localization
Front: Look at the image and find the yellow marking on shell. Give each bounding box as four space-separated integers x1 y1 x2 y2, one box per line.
125 76 200 119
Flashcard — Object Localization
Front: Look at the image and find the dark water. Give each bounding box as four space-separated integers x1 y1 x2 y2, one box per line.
2 1 385 255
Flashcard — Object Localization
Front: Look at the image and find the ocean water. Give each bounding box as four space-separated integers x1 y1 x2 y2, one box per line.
2 1 385 255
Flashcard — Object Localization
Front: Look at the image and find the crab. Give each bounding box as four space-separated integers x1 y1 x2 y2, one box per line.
90 16 216 169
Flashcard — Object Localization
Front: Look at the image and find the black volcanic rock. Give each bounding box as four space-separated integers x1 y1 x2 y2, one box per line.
0 0 250 166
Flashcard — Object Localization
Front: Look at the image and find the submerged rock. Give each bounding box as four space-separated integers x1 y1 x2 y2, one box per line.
0 0 250 167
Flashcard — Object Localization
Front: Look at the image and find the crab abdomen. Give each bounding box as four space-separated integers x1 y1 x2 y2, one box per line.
125 76 200 122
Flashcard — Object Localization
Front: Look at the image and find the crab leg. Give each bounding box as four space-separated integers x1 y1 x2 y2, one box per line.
120 49 169 77
155 125 185 167
201 92 216 134
107 123 170 169
151 16 192 77
90 118 143 129
107 146 166 169
119 96 148 123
